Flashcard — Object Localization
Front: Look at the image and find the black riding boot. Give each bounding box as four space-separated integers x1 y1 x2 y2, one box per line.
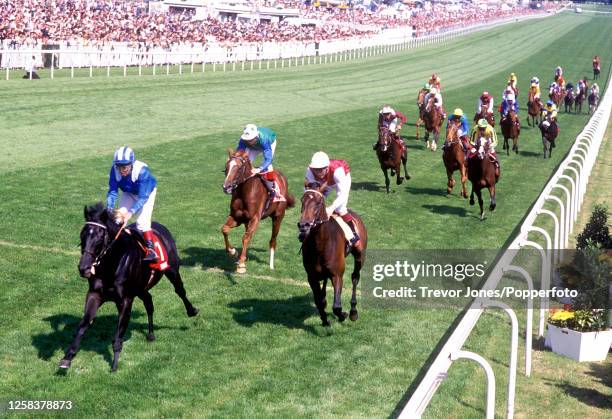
348 221 361 246
144 240 158 262
264 179 276 199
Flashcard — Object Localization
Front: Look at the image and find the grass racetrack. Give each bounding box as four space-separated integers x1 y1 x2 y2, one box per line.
0 12 610 417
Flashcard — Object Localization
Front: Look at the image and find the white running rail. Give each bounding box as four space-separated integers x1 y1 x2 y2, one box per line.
399 73 611 418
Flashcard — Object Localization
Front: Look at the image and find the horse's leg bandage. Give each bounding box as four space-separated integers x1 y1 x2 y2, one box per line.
331 214 355 244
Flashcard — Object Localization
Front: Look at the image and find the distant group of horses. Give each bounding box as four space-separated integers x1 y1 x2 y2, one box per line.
64 73 603 371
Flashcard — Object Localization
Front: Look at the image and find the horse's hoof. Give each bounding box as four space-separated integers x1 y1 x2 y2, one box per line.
228 248 237 257
406 174 411 180
490 204 496 212
397 177 403 185
187 307 199 317
322 319 331 327
58 359 71 369
236 263 246 274
349 310 359 321
335 311 348 322
146 333 156 342
469 198 474 206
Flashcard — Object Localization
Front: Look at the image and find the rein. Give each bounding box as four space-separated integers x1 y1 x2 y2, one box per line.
84 220 126 268
300 189 328 227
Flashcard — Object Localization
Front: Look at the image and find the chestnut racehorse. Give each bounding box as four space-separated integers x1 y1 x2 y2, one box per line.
442 124 468 198
298 186 367 326
474 104 495 127
222 150 295 274
376 126 410 193
467 143 497 220
550 87 565 108
500 109 520 155
422 95 444 151
527 90 542 127
415 89 427 141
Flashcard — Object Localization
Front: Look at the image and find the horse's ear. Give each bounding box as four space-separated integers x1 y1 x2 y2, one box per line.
84 205 89 220
305 181 319 189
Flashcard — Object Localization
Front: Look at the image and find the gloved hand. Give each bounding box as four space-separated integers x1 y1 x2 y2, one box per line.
251 167 261 176
115 207 132 225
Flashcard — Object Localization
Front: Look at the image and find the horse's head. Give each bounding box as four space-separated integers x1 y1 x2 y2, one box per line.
508 109 517 122
79 203 115 278
446 122 459 143
378 126 393 152
223 149 252 194
298 183 328 242
425 94 435 112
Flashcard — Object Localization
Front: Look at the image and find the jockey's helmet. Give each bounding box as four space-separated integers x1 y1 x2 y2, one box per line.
424 83 431 90
309 151 330 169
546 100 554 106
381 105 395 115
431 73 437 79
241 124 259 142
429 87 438 95
481 91 490 100
113 146 135 166
477 119 488 129
506 93 515 102
510 72 516 78
453 108 463 117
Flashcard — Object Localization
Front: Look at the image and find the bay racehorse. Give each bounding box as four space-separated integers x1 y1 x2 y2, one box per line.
298 185 367 326
415 89 427 141
500 109 520 155
527 91 542 127
550 87 565 109
422 95 444 151
539 120 559 159
222 149 295 274
474 104 495 127
467 144 497 220
376 126 410 193
564 88 575 113
442 124 468 198
589 91 599 114
60 203 199 371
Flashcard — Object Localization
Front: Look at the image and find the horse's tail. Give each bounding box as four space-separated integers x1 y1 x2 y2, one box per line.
286 192 296 209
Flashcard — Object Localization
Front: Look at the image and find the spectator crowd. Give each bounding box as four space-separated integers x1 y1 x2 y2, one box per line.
0 0 558 50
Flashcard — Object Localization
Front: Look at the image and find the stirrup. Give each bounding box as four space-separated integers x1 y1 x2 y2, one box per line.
144 249 158 262
349 233 360 246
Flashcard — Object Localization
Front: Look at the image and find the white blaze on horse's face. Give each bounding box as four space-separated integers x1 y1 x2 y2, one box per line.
223 159 238 193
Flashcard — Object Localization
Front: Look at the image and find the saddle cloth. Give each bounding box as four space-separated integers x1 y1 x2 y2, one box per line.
126 228 170 271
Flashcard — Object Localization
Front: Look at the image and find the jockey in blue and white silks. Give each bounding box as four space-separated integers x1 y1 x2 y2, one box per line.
501 93 519 117
106 146 158 261
444 108 470 150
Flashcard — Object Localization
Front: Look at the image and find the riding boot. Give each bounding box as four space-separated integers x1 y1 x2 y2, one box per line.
143 230 158 262
262 172 277 199
341 214 360 246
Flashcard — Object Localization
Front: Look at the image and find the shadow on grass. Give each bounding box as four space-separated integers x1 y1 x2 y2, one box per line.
407 186 446 197
587 362 612 388
352 181 383 192
519 150 543 158
544 379 612 409
32 312 183 369
181 246 264 272
228 293 333 336
422 204 469 217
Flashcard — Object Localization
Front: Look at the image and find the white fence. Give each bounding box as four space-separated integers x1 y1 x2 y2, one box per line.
400 72 611 418
1 12 552 80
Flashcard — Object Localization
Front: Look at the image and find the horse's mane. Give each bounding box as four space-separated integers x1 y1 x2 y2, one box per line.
85 202 107 221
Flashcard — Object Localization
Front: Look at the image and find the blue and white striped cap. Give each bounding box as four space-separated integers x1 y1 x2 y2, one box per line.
113 146 135 165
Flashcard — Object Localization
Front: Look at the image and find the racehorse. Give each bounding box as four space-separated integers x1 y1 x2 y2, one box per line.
467 144 497 220
500 109 520 155
222 149 295 274
60 203 199 371
589 91 599 114
442 124 468 198
422 94 445 151
474 104 495 127
564 88 575 113
415 89 427 141
527 90 542 127
376 126 410 193
575 87 586 114
539 120 559 159
298 186 367 326
550 87 565 109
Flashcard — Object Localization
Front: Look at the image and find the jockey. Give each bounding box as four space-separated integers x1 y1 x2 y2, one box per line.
577 77 589 95
236 123 279 199
508 72 518 93
470 119 500 178
500 93 519 118
428 73 441 91
374 105 407 150
424 87 445 118
541 100 558 123
417 83 431 106
445 108 470 150
529 83 541 103
591 83 600 97
555 66 563 80
530 76 540 87
476 91 494 116
107 146 159 262
305 152 360 246
549 81 559 97
501 85 515 102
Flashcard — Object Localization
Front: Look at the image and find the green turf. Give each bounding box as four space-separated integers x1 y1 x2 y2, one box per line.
0 12 610 417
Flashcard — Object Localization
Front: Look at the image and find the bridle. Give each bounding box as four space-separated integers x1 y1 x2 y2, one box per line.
298 189 327 236
224 156 251 192
82 220 125 269
378 127 393 151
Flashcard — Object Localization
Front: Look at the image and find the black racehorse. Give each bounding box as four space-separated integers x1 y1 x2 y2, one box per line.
60 203 198 372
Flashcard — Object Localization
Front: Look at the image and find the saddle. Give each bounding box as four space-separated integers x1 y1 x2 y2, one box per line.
331 214 357 255
125 227 170 272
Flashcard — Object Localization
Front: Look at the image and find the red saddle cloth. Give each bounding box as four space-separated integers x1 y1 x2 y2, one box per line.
127 228 170 271
393 137 407 153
